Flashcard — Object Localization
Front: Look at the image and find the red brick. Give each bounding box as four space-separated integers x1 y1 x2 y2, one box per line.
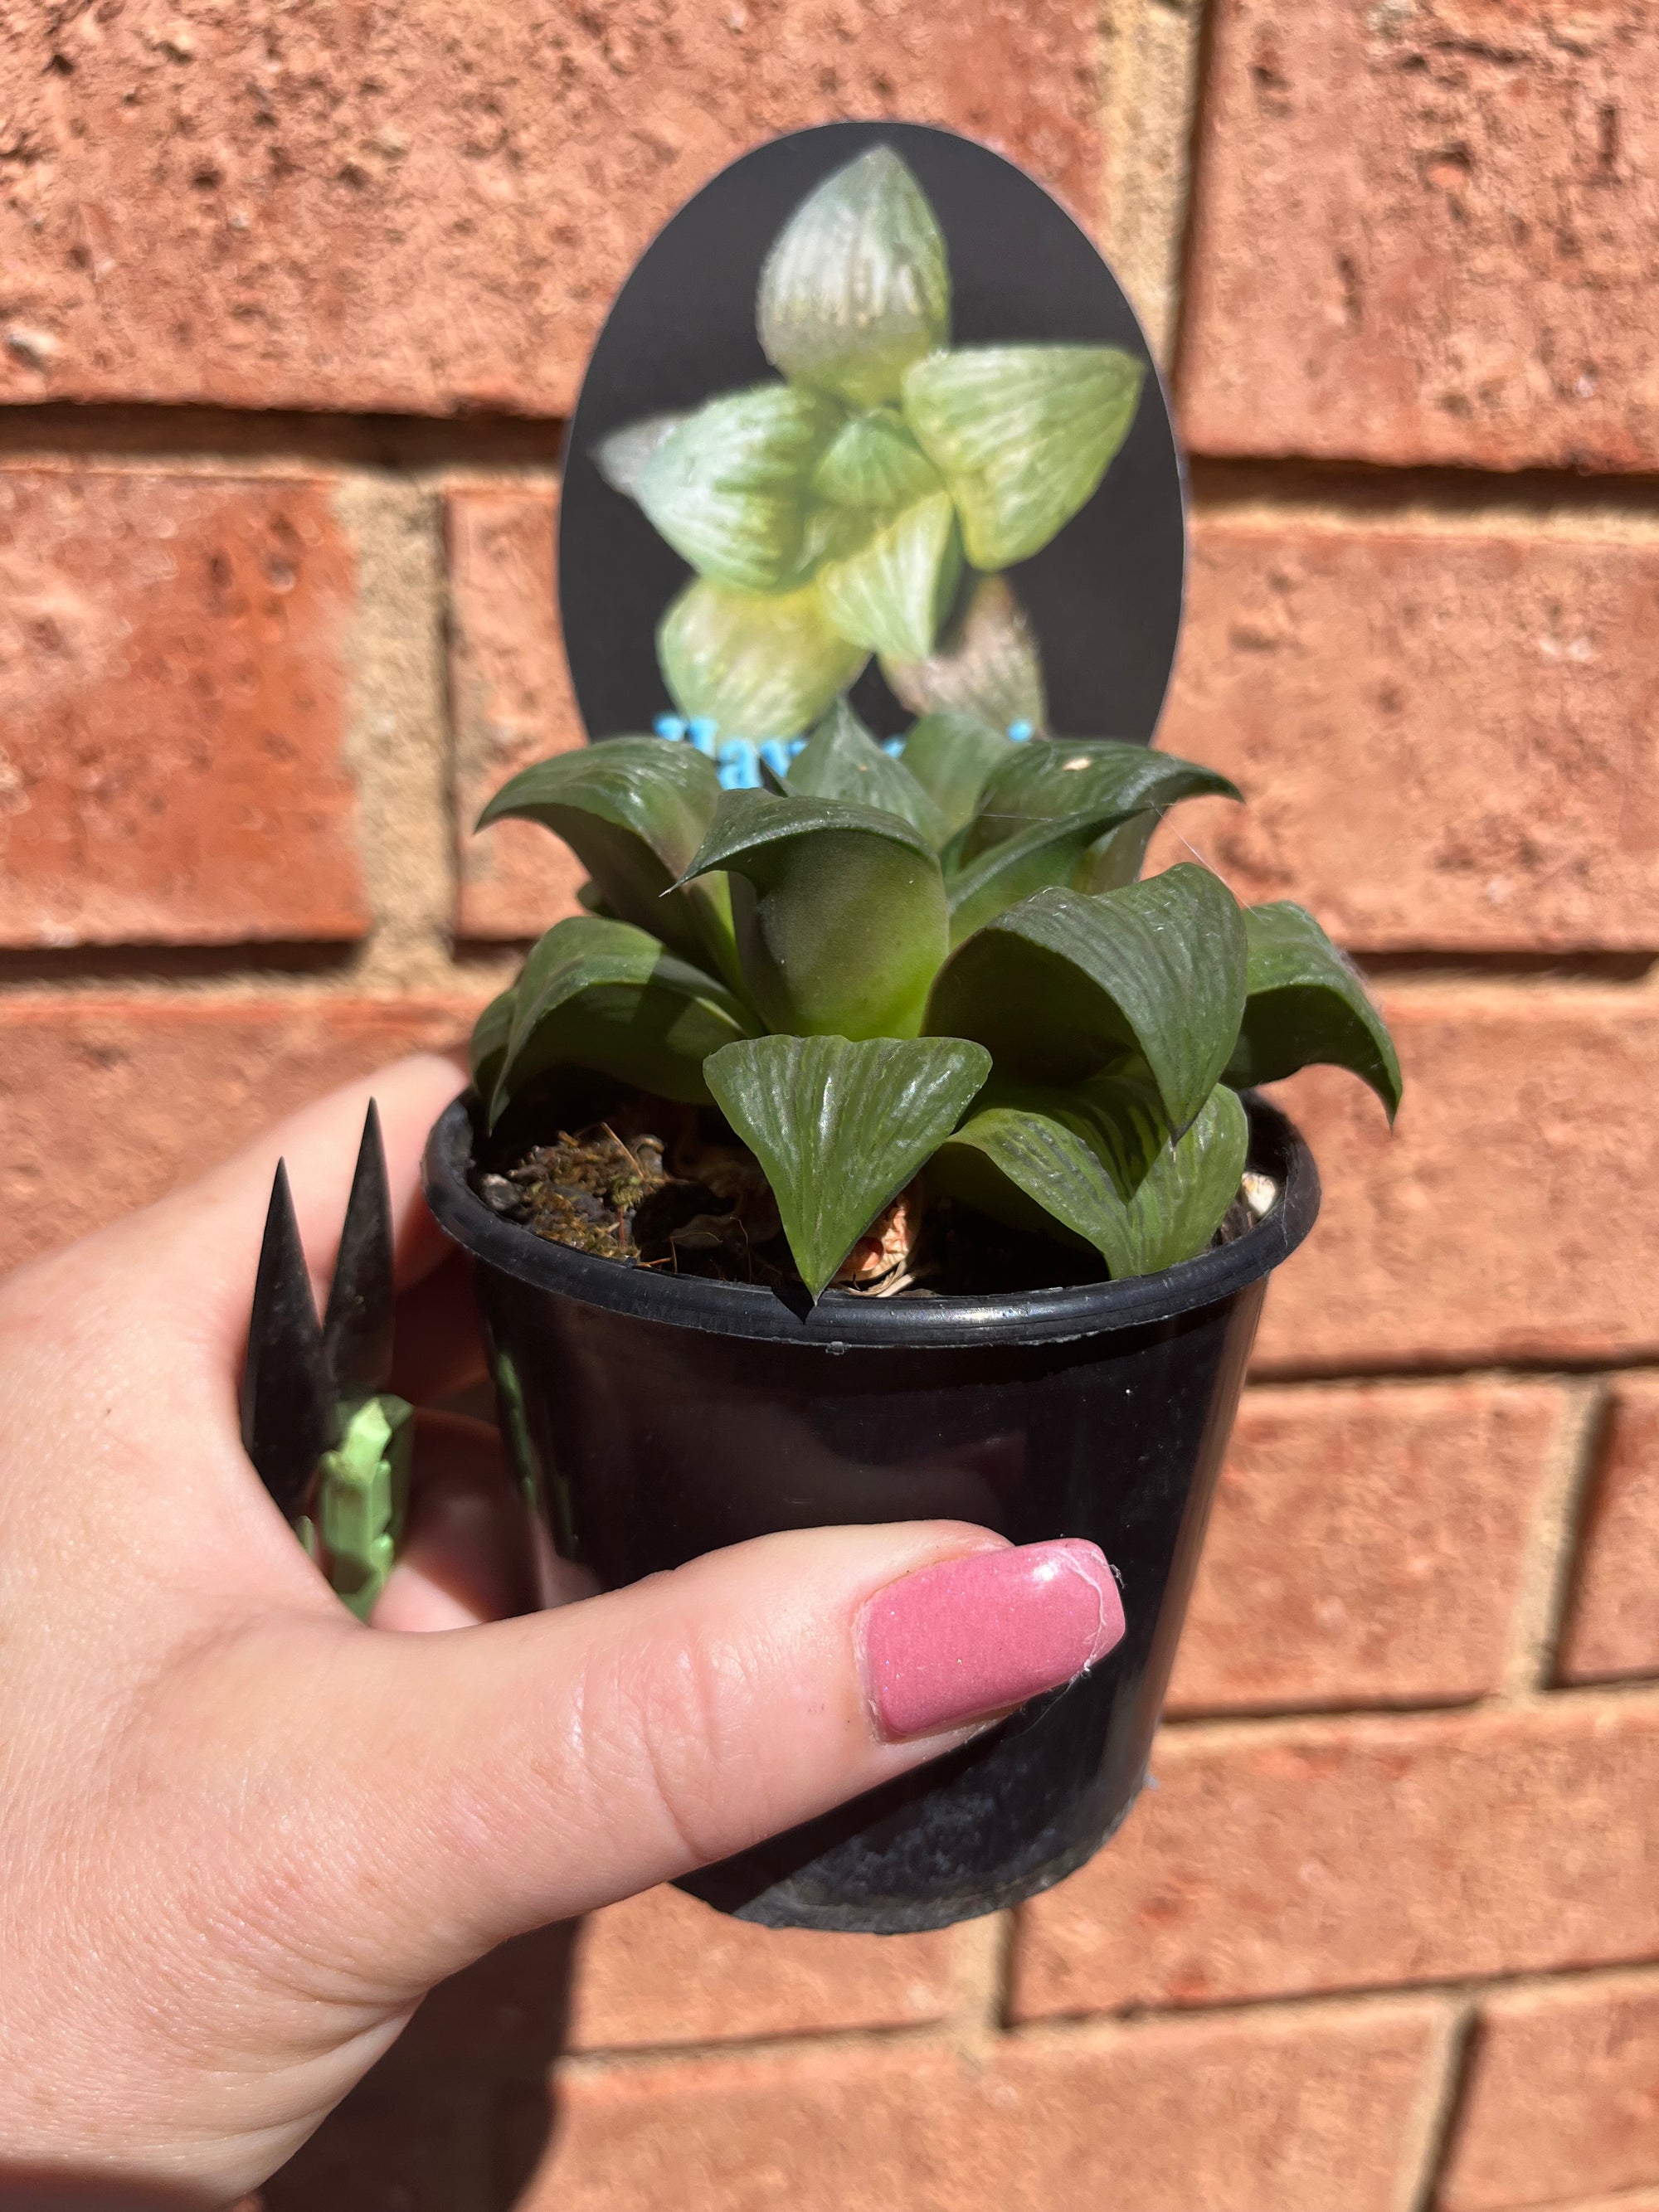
0 3 1102 419
1011 1698 1659 2020
569 1882 957 2049
1561 1376 1659 1685
1440 1970 1659 2210
0 995 477 1275
1148 513 1659 950
448 485 587 941
0 469 365 949
528 2001 1447 2212
1167 1381 1566 1715
1252 989 1659 1373
1179 0 1659 471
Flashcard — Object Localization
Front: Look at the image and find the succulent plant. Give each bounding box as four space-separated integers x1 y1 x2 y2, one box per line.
470 143 1399 1300
471 705 1400 1298
596 144 1145 739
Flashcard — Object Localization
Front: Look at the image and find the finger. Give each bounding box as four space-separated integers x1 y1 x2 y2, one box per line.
371 1412 592 1631
201 1523 1124 1997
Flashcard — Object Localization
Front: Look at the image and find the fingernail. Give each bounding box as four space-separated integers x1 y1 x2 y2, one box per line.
861 1539 1126 1743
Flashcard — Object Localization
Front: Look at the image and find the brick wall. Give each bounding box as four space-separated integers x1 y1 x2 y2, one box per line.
3 3 1656 2205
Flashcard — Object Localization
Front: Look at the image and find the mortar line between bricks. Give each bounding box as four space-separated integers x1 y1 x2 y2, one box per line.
1546 1389 1624 1694
1151 1676 1659 1743
546 1964 1659 2078
1188 455 1659 532
1165 0 1222 401
10 406 1659 532
944 1908 1015 2051
1499 1379 1610 1698
1399 2001 1478 2212
1008 1956 1659 2045
1520 2192 1659 2212
555 2019 960 2079
1157 1670 1659 1727
1238 1364 1659 1395
551 1957 1659 2082
0 403 569 473
1248 1351 1659 1387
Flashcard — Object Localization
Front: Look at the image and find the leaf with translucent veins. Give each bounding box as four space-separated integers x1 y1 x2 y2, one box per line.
759 147 952 409
925 866 1248 1136
1225 901 1403 1120
703 1033 990 1296
903 345 1146 569
934 1079 1250 1278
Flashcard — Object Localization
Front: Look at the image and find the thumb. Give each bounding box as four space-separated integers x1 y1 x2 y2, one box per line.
203 1520 1122 1997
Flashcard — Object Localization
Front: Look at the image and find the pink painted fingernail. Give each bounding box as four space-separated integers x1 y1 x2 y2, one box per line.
861 1539 1126 1743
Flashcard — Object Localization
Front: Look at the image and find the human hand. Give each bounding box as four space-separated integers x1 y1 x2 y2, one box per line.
0 1056 1123 2205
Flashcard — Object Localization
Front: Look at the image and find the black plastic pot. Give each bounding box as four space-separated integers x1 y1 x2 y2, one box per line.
423 1095 1318 1934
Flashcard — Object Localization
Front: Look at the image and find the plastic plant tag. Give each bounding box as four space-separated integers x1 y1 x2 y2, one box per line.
315 1393 416 1621
241 1101 427 1619
559 122 1183 751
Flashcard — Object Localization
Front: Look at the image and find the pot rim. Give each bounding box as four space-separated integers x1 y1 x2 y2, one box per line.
422 1092 1319 1349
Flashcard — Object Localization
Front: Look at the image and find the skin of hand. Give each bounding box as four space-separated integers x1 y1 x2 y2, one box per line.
0 1057 1059 2205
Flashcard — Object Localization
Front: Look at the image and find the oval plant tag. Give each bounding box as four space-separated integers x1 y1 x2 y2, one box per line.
560 120 1185 751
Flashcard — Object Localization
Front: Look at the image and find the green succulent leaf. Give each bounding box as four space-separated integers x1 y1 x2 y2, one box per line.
925 866 1248 1133
811 407 944 510
469 987 516 1102
934 1077 1248 1278
944 798 1146 945
902 345 1147 568
594 411 688 499
703 1033 990 1297
476 738 722 965
816 489 963 661
758 147 951 410
881 572 1047 733
659 576 868 740
961 739 1243 862
898 710 1017 837
1224 902 1403 1121
786 697 948 844
685 789 949 1039
489 916 757 1127
1075 814 1159 894
620 384 844 595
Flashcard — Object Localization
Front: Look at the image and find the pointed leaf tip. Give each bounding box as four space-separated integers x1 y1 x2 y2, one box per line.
926 867 1248 1137
622 383 844 596
684 788 948 1040
786 697 948 845
902 345 1146 568
487 916 757 1127
759 147 951 410
703 1033 990 1297
1224 902 1403 1121
935 1079 1249 1279
659 575 868 741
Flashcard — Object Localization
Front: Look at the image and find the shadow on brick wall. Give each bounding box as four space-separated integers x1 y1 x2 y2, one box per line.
262 1919 581 2211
